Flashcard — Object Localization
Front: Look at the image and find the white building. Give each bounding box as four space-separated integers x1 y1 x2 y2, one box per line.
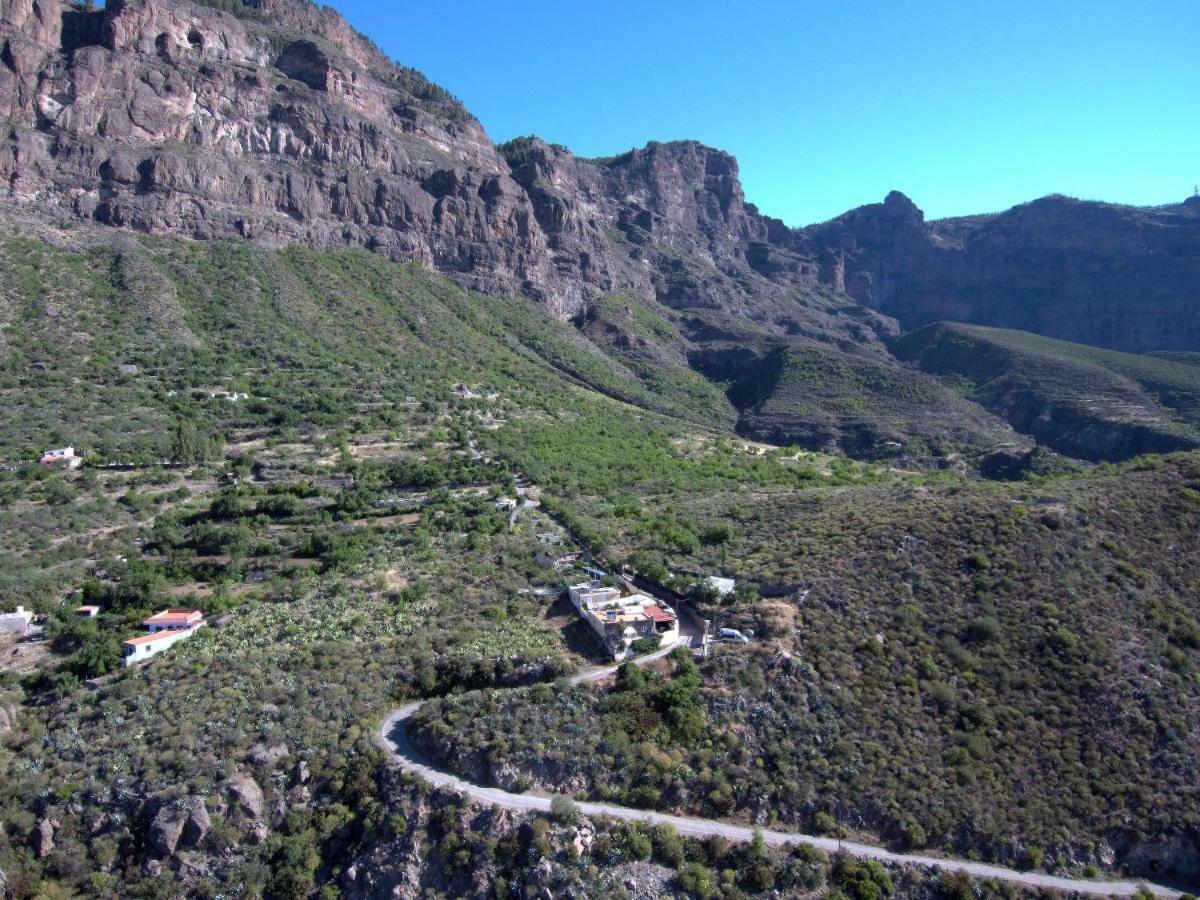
568 582 679 660
568 581 622 611
0 606 33 635
73 605 101 618
121 625 203 667
40 447 82 469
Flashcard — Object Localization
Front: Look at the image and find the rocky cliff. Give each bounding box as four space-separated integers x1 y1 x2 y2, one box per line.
5 0 1197 357
803 191 1200 353
3 0 1199 463
0 0 887 341
1 0 577 302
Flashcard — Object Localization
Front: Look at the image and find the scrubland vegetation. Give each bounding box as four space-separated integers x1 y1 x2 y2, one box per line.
1 233 1197 896
417 454 1200 883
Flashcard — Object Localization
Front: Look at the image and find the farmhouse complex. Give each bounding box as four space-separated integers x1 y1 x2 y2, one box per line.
568 580 679 660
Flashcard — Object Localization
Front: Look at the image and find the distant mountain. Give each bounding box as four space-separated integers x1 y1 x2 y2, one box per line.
804 191 1200 353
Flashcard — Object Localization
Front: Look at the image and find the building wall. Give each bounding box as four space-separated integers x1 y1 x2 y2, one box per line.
122 626 201 666
0 617 30 635
0 609 32 635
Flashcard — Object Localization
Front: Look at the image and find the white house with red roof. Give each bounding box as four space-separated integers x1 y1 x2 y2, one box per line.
121 627 200 667
122 608 206 666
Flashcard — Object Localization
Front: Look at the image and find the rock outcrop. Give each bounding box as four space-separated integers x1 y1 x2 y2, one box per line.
0 698 17 733
31 817 55 858
246 741 288 767
147 795 211 856
227 773 264 821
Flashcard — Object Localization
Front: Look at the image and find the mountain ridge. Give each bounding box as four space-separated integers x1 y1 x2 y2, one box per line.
4 0 1198 356
3 0 1199 463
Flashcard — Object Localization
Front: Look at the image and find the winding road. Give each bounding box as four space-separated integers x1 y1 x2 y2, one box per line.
377 640 1183 898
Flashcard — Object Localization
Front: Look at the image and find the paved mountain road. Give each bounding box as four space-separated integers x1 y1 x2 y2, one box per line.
376 640 1182 898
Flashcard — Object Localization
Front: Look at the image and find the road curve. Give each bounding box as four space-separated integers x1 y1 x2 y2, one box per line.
376 641 1181 898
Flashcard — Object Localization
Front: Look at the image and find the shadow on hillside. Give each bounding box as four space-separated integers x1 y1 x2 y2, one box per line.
542 594 611 665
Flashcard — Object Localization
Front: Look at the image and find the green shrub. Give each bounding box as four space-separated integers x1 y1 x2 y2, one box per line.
549 795 580 825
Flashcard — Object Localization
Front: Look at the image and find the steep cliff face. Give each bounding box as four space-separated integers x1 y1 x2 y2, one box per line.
0 0 584 302
0 0 882 336
804 192 1200 353
9 0 1194 358
500 136 894 338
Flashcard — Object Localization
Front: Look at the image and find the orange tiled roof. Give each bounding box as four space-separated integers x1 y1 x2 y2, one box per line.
644 605 675 624
143 609 203 626
123 630 187 647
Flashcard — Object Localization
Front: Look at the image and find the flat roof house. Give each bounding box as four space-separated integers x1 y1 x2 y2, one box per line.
73 605 101 618
568 581 623 612
143 609 205 632
121 626 202 667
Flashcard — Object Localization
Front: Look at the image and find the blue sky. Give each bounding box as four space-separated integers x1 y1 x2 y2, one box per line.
330 0 1198 225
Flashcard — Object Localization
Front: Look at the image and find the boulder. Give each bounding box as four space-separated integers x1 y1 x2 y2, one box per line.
227 773 265 820
489 761 525 793
570 819 595 856
291 759 310 785
147 797 210 856
247 742 290 767
31 817 54 858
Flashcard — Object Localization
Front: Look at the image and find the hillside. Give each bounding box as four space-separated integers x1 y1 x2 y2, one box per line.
717 341 1019 458
415 454 1200 886
0 226 1051 898
891 323 1200 461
